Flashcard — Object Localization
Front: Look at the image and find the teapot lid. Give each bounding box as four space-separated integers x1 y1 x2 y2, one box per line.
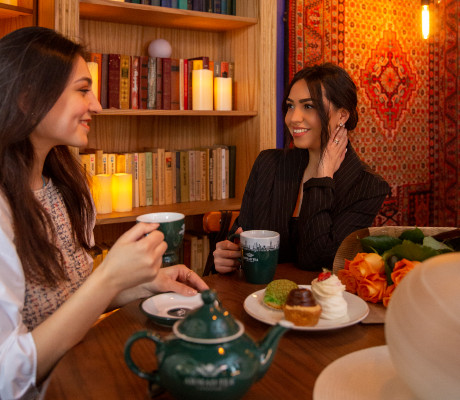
173 290 244 344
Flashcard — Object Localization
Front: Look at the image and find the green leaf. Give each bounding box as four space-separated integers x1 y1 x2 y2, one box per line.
360 235 402 255
423 236 453 252
398 227 425 244
383 240 441 262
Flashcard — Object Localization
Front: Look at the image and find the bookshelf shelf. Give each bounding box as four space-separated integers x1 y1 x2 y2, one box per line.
0 3 33 19
96 198 241 225
79 0 258 32
97 109 258 117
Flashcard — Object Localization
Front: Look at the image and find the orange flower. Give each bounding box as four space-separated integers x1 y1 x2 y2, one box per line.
383 284 396 307
337 268 358 294
357 273 387 303
391 259 421 286
348 253 385 278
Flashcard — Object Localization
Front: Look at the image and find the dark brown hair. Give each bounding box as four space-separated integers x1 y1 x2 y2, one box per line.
282 63 358 152
0 27 94 286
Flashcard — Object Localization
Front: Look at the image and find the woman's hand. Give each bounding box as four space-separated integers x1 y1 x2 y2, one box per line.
214 227 243 274
99 222 167 294
142 265 209 296
317 124 348 178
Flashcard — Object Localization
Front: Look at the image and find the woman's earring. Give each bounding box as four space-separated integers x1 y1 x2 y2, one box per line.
339 122 344 127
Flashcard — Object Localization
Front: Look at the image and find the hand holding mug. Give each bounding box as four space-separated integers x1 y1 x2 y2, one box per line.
214 227 243 274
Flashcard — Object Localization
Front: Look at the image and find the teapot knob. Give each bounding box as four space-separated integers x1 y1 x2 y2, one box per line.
201 290 217 304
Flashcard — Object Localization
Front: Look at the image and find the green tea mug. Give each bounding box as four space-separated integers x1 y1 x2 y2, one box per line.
238 230 280 284
136 212 185 266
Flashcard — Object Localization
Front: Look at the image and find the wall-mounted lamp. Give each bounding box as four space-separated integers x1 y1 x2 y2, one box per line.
422 0 430 39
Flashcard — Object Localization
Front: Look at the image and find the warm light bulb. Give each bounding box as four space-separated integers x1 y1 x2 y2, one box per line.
422 4 429 39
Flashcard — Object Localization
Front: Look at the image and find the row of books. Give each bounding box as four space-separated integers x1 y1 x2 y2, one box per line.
123 0 236 15
80 145 236 207
90 231 211 276
88 53 234 110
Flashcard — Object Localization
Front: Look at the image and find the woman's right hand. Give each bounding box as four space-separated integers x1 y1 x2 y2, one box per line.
99 222 167 294
214 227 243 274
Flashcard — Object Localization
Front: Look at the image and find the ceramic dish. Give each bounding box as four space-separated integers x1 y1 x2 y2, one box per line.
243 285 369 331
140 292 203 327
313 345 417 399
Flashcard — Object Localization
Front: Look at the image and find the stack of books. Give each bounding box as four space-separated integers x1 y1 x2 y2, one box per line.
80 145 236 208
87 53 234 111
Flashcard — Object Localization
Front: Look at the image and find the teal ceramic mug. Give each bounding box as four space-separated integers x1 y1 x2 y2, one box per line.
136 212 185 266
237 230 280 284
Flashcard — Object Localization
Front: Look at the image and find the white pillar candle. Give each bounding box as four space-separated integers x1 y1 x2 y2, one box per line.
192 69 213 110
87 61 99 101
92 174 112 214
112 173 133 212
214 77 232 111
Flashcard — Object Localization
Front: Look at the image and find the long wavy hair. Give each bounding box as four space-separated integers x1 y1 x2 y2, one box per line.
0 27 94 286
282 63 359 152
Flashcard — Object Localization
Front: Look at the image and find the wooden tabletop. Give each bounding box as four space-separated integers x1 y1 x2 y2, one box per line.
45 264 386 400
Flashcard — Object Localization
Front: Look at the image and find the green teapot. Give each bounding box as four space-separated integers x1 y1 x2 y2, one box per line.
124 290 290 400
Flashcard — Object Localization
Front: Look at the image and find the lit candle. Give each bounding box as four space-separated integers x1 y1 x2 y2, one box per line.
87 61 99 101
192 69 213 110
214 77 232 111
112 173 133 212
92 174 112 214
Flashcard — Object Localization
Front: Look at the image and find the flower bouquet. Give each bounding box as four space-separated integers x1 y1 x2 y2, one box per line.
332 226 458 307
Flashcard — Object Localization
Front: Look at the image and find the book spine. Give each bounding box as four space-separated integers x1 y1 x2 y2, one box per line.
95 149 104 175
224 147 229 199
138 152 146 207
175 150 181 203
187 0 192 9
220 61 229 78
221 0 227 14
156 58 163 109
147 57 157 109
192 0 204 11
194 150 201 202
171 0 178 7
205 0 212 13
139 56 149 109
213 0 220 13
158 148 165 205
108 54 121 109
178 0 187 8
161 0 171 6
108 153 116 175
100 54 109 109
133 153 140 208
116 154 126 173
152 151 159 205
180 151 189 202
170 58 180 110
187 59 193 110
171 151 177 204
130 56 140 109
89 53 102 102
145 152 153 206
200 150 207 201
179 59 185 110
102 153 108 174
216 147 222 200
183 59 188 110
209 149 214 200
188 150 196 202
164 151 173 204
228 145 236 198
119 55 131 109
151 0 160 4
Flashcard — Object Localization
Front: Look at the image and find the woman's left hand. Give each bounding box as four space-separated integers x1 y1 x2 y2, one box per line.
317 124 348 178
142 265 209 296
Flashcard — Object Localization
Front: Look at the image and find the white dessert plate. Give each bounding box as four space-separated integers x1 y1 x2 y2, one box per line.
140 292 203 327
243 285 369 331
313 345 417 399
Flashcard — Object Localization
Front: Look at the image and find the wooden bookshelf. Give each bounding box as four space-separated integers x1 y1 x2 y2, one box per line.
49 0 276 233
0 3 33 18
96 198 241 225
79 0 258 32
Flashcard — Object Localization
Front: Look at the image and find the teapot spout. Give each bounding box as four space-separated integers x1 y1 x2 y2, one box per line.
256 320 291 381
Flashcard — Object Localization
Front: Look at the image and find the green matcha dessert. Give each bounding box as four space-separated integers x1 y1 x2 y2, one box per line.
263 279 299 309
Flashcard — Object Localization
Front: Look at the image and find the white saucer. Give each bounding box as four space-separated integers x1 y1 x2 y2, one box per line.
313 345 418 399
243 285 369 331
140 292 203 327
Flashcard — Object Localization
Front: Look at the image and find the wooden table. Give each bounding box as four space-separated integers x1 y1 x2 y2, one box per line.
45 264 385 399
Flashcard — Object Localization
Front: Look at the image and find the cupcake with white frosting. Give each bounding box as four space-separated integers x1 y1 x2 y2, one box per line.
311 272 348 320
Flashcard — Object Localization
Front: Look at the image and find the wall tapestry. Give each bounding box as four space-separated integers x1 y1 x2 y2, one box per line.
286 0 459 227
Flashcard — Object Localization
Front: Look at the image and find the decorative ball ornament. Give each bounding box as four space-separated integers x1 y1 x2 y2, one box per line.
148 39 172 58
385 252 460 400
